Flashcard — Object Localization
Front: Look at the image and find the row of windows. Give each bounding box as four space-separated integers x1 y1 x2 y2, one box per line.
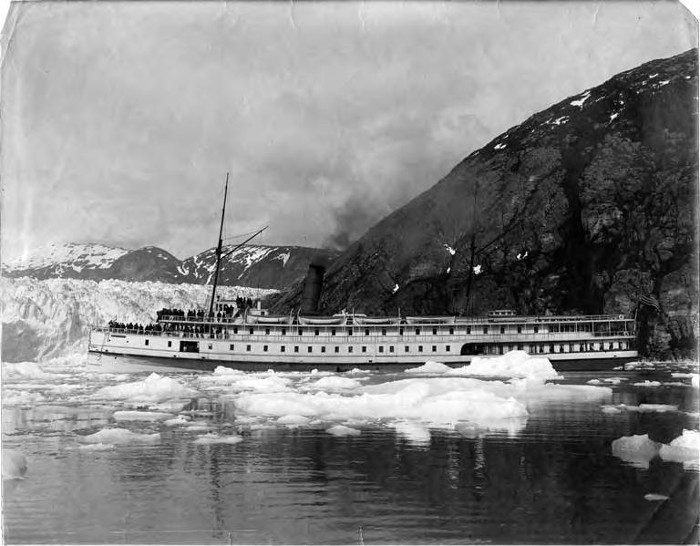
224 326 555 336
221 344 453 353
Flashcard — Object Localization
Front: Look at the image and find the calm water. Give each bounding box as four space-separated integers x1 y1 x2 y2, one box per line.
2 358 699 544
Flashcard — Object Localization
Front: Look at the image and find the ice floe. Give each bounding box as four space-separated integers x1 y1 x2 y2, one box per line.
327 425 361 437
2 450 28 479
659 429 700 466
93 373 197 404
80 428 161 445
644 493 669 501
193 433 243 445
112 410 176 422
611 434 661 468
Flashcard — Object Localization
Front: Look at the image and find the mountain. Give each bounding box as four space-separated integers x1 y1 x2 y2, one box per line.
271 49 698 359
3 242 339 290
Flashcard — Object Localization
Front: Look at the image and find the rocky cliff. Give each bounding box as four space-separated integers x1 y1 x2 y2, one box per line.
272 49 698 359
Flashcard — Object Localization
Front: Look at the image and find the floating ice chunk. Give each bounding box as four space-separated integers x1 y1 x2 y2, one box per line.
2 450 27 479
81 428 160 444
112 410 175 422
659 429 700 465
194 433 243 445
212 366 246 376
277 414 310 426
394 421 431 444
405 361 452 375
693 375 699 388
644 493 669 501
185 420 213 432
2 362 52 380
671 372 696 379
588 379 601 384
443 244 456 256
608 403 678 413
611 434 661 468
307 376 363 391
393 284 399 293
473 264 482 275
602 377 628 384
79 443 114 451
327 425 361 436
494 143 506 150
633 380 662 387
93 373 197 404
163 415 191 426
459 351 560 380
637 404 678 413
2 390 47 406
602 406 623 414
609 112 619 122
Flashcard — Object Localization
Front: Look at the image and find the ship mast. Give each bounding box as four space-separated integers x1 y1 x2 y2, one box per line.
208 173 229 316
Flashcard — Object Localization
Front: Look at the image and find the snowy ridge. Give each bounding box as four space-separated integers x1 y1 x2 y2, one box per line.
5 243 129 271
1 277 276 362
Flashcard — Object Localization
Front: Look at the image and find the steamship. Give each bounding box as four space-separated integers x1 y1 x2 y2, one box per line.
88 178 638 372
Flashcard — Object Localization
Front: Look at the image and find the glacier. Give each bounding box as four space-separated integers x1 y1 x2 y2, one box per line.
1 277 275 363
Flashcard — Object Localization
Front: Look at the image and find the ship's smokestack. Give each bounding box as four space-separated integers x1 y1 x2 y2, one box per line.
300 264 325 315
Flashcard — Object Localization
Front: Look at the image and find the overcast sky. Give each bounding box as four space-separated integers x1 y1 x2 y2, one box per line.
1 1 696 262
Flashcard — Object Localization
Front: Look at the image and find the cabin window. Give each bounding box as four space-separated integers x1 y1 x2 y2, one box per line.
382 328 387 336
379 346 384 353
281 346 286 353
415 328 421 335
308 346 313 353
498 346 504 355
362 346 367 353
246 344 251 352
446 345 451 352
208 344 213 350
517 326 522 334
321 346 326 353
549 344 554 353
432 345 437 352
298 328 303 335
229 344 234 350
418 345 423 352
282 328 286 336
331 328 336 336
365 329 370 336
145 339 149 346
314 328 320 336
534 326 539 334
168 341 172 348
389 346 395 353
265 328 270 335
263 345 268 352
432 327 437 335
347 328 353 336
233 327 238 334
559 345 564 353
405 346 410 352
334 346 339 353
294 346 299 353
483 326 489 334
449 327 454 335
500 326 505 334
249 328 254 335
517 344 523 351
399 328 404 336
348 346 354 353
467 326 471 334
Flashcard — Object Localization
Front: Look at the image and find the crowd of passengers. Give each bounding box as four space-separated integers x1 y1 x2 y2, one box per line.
156 297 254 322
108 321 163 333
107 319 224 338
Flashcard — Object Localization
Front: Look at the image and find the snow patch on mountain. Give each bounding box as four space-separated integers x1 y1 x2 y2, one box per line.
5 243 128 271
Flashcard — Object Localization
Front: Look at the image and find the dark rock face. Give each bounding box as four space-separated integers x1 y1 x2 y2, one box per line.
272 49 698 359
